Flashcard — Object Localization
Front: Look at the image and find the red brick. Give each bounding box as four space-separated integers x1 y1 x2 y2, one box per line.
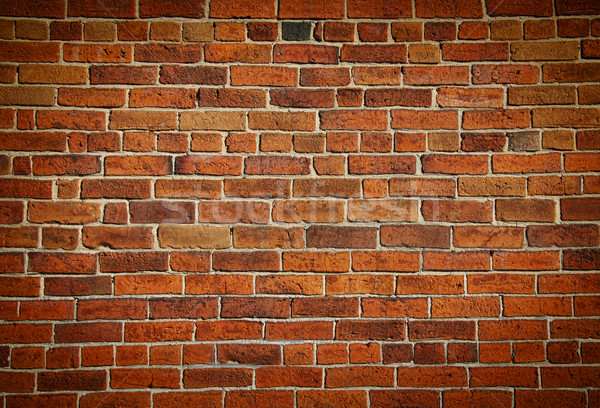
82 226 153 250
293 297 359 318
404 66 469 86
381 225 450 249
416 0 482 17
542 367 600 389
493 251 560 271
231 66 296 87
514 342 551 362
362 298 428 318
111 368 179 389
496 198 556 222
45 276 111 297
0 226 37 248
442 43 508 61
565 152 600 172
307 226 377 249
139 0 203 17
273 44 337 64
225 178 290 198
0 42 60 62
249 111 314 131
256 275 321 296
447 343 478 364
121 345 156 365
320 110 386 131
29 252 96 274
582 341 600 361
91 66 157 85
0 371 35 393
408 320 475 340
81 392 150 408
365 88 431 108
0 201 23 224
547 341 580 364
432 296 500 318
135 44 202 63
99 252 168 273
454 226 523 249
187 274 252 295
349 155 415 175
422 200 492 223
28 201 100 225
353 250 419 272
392 109 458 130
504 296 571 317
371 390 438 408
458 21 489 39
160 66 226 85
389 177 454 197
183 368 252 388
222 297 289 318
551 319 600 339
279 0 344 18
266 321 333 340
348 0 412 18
528 224 599 247
6 394 78 408
210 0 275 18
245 156 310 176
487 0 553 16
256 367 322 388
55 322 121 343
556 0 600 14
247 22 277 41
397 275 465 295
0 132 67 152
336 320 404 341
561 197 600 220
470 367 538 388
326 274 394 295
154 392 222 408
45 347 79 369
438 87 503 108
493 153 561 173
479 320 547 340
357 23 388 42
422 154 488 175
213 251 279 272
78 299 146 321
424 22 456 41
515 390 586 408
298 390 367 408
326 366 395 387
533 107 600 128
323 22 355 42
218 344 280 365
115 274 182 295
397 367 467 387
36 110 106 131
225 391 293 408
19 300 74 321
317 343 347 365
341 44 406 63
0 276 39 296
479 342 511 363
195 321 262 341
10 346 43 369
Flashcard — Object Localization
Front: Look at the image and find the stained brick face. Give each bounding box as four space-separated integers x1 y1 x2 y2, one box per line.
0 0 599 404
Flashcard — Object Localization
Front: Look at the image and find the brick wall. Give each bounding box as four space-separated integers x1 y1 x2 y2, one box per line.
1 0 599 406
